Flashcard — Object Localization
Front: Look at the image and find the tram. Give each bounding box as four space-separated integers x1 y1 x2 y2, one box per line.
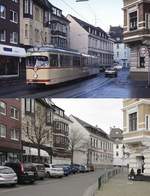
26 47 99 85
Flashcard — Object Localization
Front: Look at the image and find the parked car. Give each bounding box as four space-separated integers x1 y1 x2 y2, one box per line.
5 162 36 184
79 165 86 173
105 68 118 77
44 164 64 178
32 163 45 180
54 164 71 176
70 164 80 174
0 166 18 186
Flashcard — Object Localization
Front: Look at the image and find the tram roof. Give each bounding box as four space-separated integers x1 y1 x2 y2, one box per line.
28 47 81 55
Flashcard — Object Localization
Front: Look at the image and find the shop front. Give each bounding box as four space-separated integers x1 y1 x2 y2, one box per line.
0 44 26 85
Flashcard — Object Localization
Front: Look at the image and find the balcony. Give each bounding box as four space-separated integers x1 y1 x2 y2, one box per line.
124 29 150 44
123 130 150 145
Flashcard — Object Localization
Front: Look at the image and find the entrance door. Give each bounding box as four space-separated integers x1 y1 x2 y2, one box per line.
136 156 145 173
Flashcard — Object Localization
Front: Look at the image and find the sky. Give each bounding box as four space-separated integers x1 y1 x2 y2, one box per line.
52 99 123 134
49 0 123 32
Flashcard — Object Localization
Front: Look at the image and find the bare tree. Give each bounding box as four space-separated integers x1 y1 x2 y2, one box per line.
69 128 90 164
22 105 50 163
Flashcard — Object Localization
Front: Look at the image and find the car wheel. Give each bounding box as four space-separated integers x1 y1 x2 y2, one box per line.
10 184 16 187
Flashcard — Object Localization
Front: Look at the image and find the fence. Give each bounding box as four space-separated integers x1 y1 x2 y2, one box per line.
98 167 125 190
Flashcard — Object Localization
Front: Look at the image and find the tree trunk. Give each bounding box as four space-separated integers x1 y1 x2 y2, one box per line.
38 145 41 163
71 148 74 165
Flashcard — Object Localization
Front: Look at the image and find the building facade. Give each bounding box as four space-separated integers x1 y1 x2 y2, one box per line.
123 0 150 80
70 115 113 168
109 26 130 68
0 99 22 165
21 98 53 163
109 127 129 167
20 0 70 49
67 15 114 68
0 0 26 85
51 102 71 164
123 99 150 175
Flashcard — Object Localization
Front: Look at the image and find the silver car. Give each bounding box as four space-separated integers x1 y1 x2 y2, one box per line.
0 166 18 186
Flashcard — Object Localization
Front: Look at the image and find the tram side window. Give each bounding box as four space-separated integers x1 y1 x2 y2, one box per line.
60 55 72 67
0 56 19 77
73 56 81 67
81 57 88 66
50 54 58 67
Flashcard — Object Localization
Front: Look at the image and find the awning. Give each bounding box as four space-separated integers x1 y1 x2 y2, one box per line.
23 146 49 157
0 44 26 57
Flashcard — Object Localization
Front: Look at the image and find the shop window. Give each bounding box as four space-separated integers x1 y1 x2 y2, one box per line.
0 56 19 77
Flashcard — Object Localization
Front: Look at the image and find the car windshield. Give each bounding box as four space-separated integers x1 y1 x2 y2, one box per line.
27 56 49 67
0 168 14 174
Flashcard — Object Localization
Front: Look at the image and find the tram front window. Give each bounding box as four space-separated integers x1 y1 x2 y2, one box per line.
27 56 49 67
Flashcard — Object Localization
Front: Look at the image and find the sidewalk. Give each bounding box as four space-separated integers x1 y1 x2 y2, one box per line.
96 172 150 196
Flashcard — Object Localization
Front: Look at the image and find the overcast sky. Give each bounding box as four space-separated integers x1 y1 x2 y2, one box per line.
52 99 123 134
49 0 123 32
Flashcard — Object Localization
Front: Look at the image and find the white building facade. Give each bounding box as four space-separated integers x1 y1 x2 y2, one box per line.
70 115 113 168
67 15 114 69
123 99 150 175
109 26 130 68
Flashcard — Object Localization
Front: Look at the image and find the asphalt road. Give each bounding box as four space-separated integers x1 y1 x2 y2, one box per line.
0 69 150 98
0 169 103 196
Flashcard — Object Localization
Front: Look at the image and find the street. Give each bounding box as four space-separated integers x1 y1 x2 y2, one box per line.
0 169 103 196
0 69 150 98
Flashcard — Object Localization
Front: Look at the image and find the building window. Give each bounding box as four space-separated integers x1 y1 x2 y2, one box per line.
46 110 53 125
10 10 18 23
10 107 19 120
25 24 28 39
25 98 34 113
129 112 137 131
145 115 150 130
0 101 6 115
116 152 119 157
129 11 137 31
10 32 18 44
0 124 6 138
11 128 19 141
139 57 145 68
0 29 6 42
116 144 119 149
0 5 6 19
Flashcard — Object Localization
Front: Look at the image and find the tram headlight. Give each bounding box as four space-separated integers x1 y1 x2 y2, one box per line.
33 73 38 79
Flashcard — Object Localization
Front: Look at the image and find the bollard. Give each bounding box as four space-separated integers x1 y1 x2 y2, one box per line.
98 177 102 190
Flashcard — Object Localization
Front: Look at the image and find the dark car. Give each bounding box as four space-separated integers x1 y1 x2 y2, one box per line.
5 162 36 184
70 164 79 174
105 68 118 77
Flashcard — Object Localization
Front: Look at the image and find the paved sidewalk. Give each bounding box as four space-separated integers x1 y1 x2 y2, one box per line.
96 172 150 196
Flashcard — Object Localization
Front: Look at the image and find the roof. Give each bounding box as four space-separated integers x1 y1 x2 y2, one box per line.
109 26 123 43
69 15 108 39
72 115 109 139
109 127 123 141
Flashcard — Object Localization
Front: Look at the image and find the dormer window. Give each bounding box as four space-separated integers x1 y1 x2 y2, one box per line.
129 11 137 31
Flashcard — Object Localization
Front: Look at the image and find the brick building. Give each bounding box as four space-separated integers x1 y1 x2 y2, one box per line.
0 99 22 165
